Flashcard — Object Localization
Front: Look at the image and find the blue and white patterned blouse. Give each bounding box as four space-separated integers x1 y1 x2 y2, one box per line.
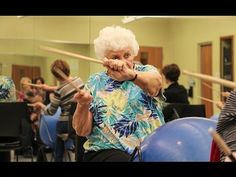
0 76 16 102
84 64 165 154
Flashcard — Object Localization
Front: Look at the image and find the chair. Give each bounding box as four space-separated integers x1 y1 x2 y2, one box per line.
0 102 34 162
162 103 206 122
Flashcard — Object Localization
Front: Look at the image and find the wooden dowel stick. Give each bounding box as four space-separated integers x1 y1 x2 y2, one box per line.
208 128 236 161
202 82 221 94
183 70 236 89
197 96 218 104
22 82 42 88
40 45 103 64
53 67 81 92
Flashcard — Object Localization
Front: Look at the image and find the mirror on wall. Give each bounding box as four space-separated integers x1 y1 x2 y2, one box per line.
1 16 236 107
0 16 91 90
220 35 234 98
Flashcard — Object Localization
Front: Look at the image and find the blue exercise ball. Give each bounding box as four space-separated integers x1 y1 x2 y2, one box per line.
210 114 219 122
39 107 74 150
133 117 217 162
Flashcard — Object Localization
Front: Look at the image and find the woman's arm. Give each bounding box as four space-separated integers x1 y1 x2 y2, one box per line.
72 90 93 136
103 58 162 97
133 71 162 97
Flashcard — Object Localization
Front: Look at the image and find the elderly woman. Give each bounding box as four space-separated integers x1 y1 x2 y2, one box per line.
72 26 165 162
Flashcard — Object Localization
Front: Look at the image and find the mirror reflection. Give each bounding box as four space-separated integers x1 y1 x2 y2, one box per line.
1 16 236 104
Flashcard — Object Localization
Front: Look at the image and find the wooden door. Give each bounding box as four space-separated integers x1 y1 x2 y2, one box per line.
200 44 213 118
134 46 163 70
12 64 41 91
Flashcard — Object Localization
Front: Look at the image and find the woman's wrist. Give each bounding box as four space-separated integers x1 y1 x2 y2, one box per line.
129 71 138 82
78 102 90 107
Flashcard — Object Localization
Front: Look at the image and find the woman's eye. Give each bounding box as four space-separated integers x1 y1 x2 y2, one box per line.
111 56 119 60
124 53 131 59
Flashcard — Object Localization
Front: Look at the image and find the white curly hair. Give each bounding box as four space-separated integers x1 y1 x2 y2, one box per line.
94 26 139 59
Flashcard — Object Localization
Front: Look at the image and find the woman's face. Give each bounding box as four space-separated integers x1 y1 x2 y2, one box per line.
21 78 32 91
106 48 134 63
36 80 43 85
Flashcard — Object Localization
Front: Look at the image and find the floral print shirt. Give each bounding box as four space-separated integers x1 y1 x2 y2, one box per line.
0 76 16 102
84 64 165 154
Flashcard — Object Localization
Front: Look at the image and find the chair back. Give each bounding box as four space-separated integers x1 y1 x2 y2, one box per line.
162 103 206 122
0 102 27 137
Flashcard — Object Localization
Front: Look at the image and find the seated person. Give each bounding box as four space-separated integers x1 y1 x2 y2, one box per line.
161 63 189 104
72 26 165 162
32 76 56 105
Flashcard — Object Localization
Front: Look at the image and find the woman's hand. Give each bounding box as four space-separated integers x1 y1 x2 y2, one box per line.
216 101 224 110
224 152 236 162
73 90 93 106
102 58 136 81
222 91 231 98
28 101 46 110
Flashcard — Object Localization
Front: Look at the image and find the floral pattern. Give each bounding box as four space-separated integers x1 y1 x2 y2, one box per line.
83 64 165 154
0 76 16 102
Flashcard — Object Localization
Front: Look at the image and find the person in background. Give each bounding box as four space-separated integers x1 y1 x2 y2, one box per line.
32 76 56 105
17 76 38 157
31 77 56 140
72 25 165 162
32 59 84 162
0 75 16 161
18 77 33 102
161 63 189 104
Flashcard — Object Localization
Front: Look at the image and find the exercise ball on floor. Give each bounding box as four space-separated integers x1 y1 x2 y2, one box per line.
133 117 217 162
210 114 219 122
39 107 74 150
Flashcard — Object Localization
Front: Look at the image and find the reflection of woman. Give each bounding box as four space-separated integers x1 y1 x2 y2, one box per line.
161 63 189 104
32 59 84 162
32 76 55 105
0 75 16 102
72 26 165 162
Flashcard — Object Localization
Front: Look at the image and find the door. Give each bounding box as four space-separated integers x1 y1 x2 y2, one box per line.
200 44 213 118
134 46 163 70
12 64 41 91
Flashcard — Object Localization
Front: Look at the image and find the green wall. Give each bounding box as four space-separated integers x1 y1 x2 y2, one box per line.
169 17 236 114
1 16 236 115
